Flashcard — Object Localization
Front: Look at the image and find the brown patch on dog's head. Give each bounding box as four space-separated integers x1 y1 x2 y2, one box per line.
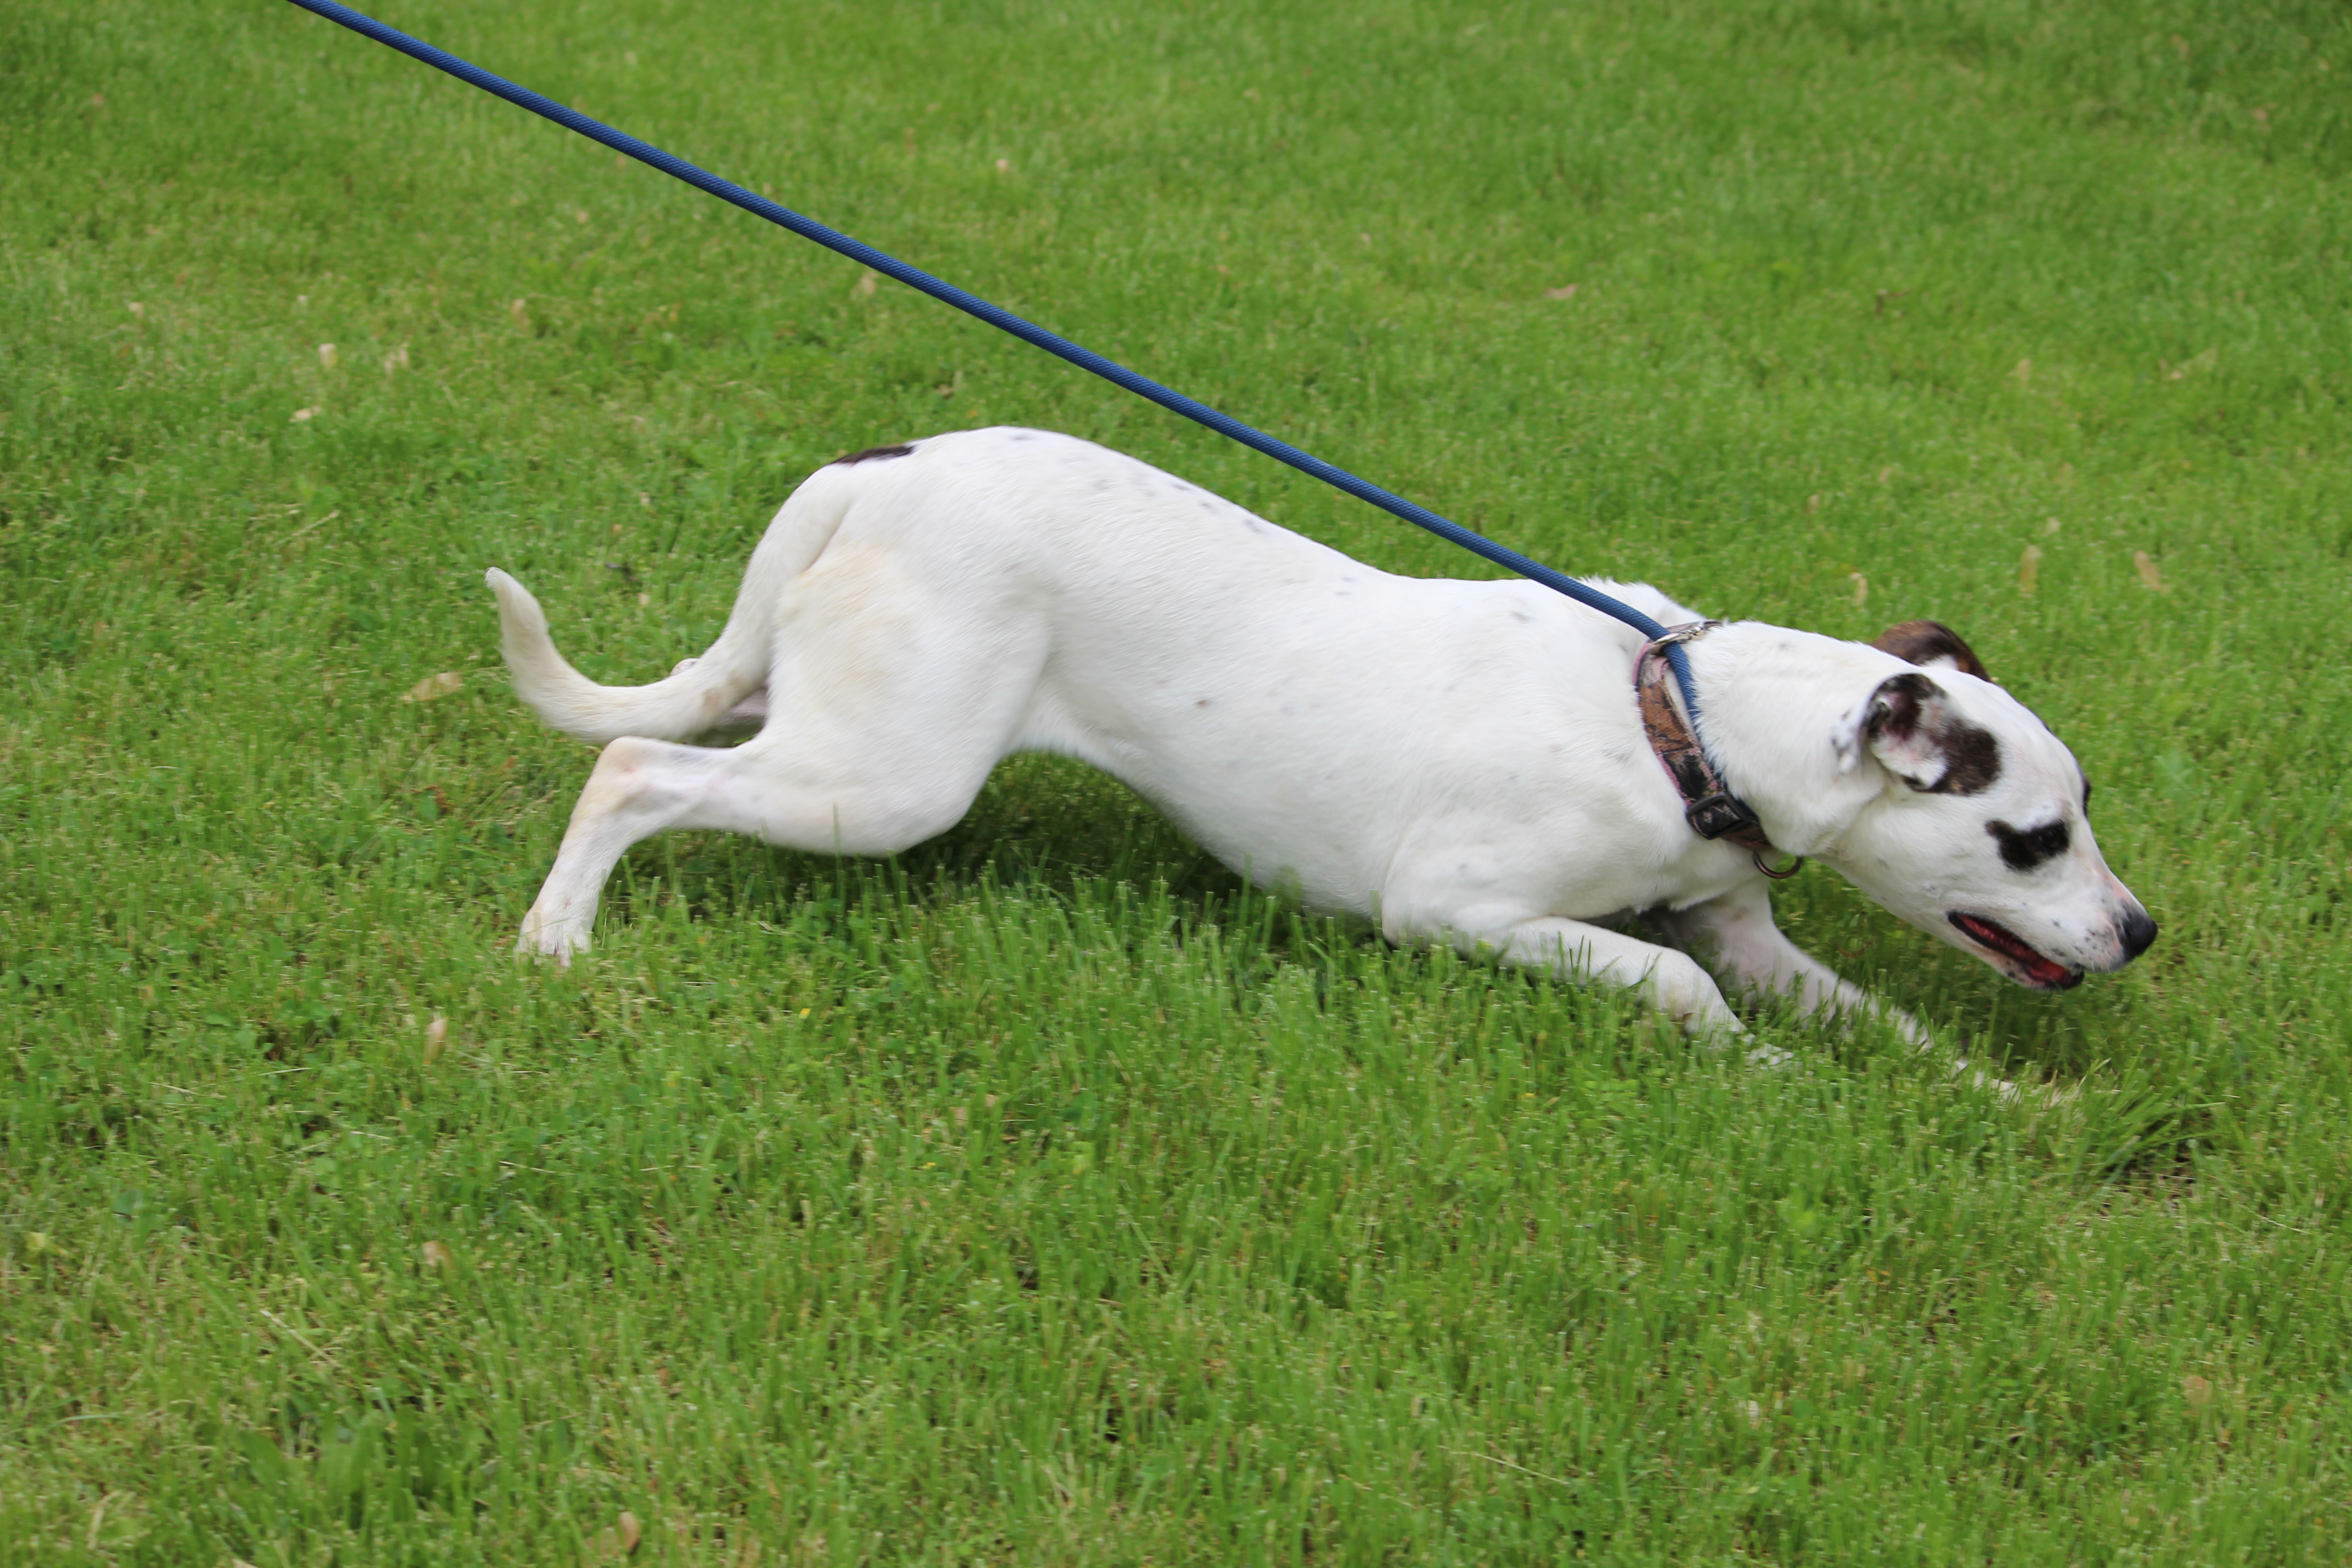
1872 619 1991 683
1865 671 2003 795
832 443 915 466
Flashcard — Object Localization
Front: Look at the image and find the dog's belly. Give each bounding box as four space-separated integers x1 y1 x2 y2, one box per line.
1098 718 1732 924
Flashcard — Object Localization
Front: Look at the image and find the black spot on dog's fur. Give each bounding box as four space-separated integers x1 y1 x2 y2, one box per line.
1931 721 2003 795
1871 673 2003 795
833 443 915 466
1872 619 1992 682
1988 817 2071 872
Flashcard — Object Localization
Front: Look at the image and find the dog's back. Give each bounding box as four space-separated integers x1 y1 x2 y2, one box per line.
488 427 1358 745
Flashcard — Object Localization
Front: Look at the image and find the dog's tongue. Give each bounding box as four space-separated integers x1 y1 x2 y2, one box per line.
2020 951 2073 986
1956 913 2074 985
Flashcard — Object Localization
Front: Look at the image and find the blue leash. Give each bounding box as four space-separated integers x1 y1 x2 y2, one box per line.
281 0 1711 723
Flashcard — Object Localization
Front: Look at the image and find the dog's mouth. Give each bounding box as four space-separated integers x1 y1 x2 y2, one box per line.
1948 912 2083 991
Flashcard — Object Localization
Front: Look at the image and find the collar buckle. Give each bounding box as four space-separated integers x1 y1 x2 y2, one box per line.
1684 790 1759 842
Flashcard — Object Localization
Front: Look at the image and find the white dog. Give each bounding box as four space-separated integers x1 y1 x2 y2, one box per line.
487 427 2155 1036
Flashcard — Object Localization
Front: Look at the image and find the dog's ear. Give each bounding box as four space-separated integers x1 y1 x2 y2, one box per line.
1835 672 2004 794
1871 619 1991 683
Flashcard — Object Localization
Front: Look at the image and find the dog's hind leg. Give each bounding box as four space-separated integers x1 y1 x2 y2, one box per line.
518 588 1051 959
518 715 1019 957
517 730 998 957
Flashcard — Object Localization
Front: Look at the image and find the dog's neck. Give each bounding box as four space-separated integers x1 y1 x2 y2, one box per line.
1681 622 1901 858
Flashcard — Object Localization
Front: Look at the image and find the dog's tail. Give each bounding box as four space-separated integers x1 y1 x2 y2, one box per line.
486 461 864 745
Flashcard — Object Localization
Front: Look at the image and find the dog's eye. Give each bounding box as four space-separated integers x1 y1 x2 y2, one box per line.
2081 779 2093 820
1986 817 2071 872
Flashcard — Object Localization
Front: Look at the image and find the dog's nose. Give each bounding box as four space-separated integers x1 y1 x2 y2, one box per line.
2118 906 2158 962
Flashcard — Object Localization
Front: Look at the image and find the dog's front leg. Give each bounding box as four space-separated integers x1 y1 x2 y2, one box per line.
1405 912 1745 1036
1648 882 1926 1045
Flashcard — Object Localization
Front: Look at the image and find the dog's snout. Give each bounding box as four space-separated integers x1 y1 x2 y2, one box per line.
2118 906 2158 963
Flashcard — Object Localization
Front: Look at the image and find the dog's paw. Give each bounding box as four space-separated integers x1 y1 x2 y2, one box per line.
1652 955 1744 1038
1948 1058 2021 1102
516 907 593 963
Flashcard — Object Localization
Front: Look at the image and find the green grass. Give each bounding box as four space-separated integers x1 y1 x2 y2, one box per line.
5 0 2351 1560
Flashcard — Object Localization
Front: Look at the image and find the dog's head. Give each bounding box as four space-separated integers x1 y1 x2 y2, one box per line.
1822 622 2156 990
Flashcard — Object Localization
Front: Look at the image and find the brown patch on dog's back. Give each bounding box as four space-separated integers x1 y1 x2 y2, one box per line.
1872 619 1991 682
832 443 916 466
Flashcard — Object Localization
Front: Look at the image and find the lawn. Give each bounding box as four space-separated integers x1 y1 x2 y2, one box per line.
4 0 2351 1561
